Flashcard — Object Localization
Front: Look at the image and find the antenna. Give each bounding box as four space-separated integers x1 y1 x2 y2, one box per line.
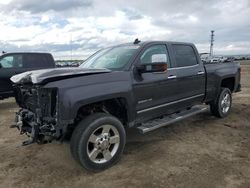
210 30 214 57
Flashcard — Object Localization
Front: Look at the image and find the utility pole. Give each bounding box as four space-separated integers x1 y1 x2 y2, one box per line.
70 33 72 61
210 30 214 57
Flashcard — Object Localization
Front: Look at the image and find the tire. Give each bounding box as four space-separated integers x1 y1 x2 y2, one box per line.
210 87 232 118
70 113 126 171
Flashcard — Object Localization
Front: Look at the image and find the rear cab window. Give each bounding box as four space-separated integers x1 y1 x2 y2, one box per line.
24 54 50 68
172 44 198 67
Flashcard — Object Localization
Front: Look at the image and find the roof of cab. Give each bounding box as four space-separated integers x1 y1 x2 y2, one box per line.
115 40 195 48
1 52 52 56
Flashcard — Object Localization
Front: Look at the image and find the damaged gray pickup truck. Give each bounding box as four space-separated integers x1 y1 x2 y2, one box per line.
11 41 241 171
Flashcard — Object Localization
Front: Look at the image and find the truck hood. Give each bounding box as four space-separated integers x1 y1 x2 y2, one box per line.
10 67 111 84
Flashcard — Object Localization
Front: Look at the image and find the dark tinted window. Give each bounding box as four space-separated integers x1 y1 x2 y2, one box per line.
24 54 49 68
0 54 23 68
173 45 198 67
140 45 171 67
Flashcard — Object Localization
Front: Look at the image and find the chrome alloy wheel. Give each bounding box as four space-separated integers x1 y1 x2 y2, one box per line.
87 124 120 164
221 93 231 114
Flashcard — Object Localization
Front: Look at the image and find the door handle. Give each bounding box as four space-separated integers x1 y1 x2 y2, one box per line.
167 75 177 79
197 71 205 75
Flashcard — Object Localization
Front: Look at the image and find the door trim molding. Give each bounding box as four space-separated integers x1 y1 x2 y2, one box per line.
168 64 199 70
137 94 204 114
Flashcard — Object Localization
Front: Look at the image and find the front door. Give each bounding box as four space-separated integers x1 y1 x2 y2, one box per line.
132 44 179 123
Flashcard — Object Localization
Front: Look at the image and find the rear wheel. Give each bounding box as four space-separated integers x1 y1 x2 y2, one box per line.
70 113 126 171
210 88 232 118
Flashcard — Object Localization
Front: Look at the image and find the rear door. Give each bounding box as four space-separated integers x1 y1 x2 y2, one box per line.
170 43 205 107
0 54 24 94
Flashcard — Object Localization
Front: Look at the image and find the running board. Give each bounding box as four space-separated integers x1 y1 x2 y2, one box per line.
137 105 208 134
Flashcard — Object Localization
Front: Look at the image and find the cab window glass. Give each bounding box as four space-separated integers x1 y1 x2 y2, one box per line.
0 55 23 68
173 45 198 67
140 45 171 67
81 46 139 70
24 54 48 68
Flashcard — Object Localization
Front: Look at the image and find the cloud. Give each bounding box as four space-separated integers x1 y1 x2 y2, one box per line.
3 0 92 13
0 0 249 59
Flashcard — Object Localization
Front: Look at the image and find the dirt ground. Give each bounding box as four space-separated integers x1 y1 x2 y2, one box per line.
0 61 250 188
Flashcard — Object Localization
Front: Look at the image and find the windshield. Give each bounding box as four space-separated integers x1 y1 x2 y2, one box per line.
80 45 139 70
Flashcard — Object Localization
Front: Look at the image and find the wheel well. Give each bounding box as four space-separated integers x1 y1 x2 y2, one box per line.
65 98 128 139
221 77 235 92
75 98 128 126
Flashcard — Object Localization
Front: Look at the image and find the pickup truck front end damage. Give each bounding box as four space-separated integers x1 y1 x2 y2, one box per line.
9 41 242 171
10 67 111 146
13 86 59 145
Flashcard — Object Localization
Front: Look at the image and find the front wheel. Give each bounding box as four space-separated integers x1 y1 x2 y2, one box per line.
210 88 232 118
70 113 126 171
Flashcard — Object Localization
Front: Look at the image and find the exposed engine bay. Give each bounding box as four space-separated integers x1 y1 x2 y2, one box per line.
13 84 59 145
10 67 111 146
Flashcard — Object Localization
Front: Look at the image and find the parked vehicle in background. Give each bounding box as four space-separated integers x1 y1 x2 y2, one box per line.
225 56 235 62
11 41 241 171
210 56 222 63
200 54 223 63
234 55 250 61
0 52 55 99
213 56 230 63
71 62 81 67
218 56 228 62
56 61 82 67
200 53 210 63
202 56 233 64
56 61 69 67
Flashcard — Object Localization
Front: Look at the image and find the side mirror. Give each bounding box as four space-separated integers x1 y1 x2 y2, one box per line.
151 54 167 63
135 54 168 74
136 63 167 74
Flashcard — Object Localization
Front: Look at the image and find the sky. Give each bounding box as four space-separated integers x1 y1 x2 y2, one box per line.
0 0 250 60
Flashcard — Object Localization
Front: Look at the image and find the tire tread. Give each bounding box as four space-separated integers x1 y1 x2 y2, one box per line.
70 113 126 171
210 87 232 118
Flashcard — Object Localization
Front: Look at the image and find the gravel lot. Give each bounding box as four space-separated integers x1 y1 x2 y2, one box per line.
0 61 250 188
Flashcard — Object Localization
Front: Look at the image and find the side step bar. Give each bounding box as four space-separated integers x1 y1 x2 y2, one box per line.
137 105 208 134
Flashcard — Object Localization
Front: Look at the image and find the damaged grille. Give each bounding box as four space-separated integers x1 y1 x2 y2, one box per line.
14 85 38 111
39 88 57 117
14 85 57 118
